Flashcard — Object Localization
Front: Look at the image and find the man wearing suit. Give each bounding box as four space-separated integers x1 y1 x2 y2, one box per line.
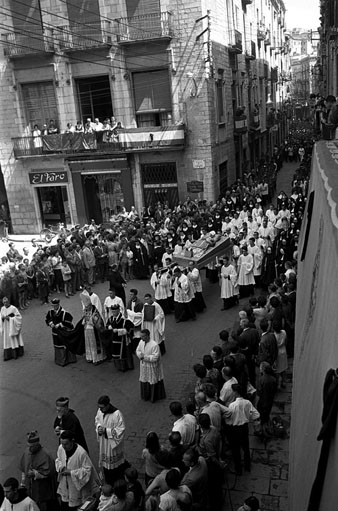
82 240 96 285
238 318 260 386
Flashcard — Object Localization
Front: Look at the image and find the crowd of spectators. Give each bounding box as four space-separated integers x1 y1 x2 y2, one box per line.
0 122 315 510
32 117 125 151
0 124 312 317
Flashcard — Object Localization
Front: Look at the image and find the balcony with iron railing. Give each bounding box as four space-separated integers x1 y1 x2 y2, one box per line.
2 19 112 56
257 22 266 41
229 29 243 54
265 29 271 46
245 40 256 59
115 11 172 43
11 126 186 158
2 28 54 57
52 20 112 51
250 111 260 129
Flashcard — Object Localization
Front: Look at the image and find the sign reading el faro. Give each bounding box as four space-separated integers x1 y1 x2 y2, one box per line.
29 171 68 185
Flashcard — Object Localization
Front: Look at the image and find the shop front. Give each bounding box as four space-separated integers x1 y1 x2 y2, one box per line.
29 170 72 228
141 162 178 209
68 158 133 225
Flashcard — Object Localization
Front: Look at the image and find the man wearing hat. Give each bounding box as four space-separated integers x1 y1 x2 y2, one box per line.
19 431 57 511
54 397 88 452
45 299 75 366
106 304 134 370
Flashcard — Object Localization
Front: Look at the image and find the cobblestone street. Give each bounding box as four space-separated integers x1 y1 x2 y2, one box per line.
0 160 298 510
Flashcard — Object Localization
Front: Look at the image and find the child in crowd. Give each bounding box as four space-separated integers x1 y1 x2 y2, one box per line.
125 466 145 511
98 484 114 511
61 260 72 298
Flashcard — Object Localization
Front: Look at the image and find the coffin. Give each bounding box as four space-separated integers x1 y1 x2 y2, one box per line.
172 236 232 269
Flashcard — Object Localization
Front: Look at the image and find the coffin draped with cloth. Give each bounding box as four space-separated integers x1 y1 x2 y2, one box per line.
172 236 232 269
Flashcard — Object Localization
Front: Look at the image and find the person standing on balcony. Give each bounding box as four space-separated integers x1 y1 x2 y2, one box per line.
75 121 84 132
47 119 59 135
32 124 43 154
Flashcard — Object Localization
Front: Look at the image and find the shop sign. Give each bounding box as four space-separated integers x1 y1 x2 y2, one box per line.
187 180 204 193
29 171 68 185
192 159 205 169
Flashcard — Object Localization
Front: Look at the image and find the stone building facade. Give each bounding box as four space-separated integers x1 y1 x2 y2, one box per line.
0 0 288 233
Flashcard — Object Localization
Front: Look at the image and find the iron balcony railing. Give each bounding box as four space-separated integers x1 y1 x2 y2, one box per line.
2 19 112 56
115 11 172 42
53 20 112 50
2 28 54 57
12 126 186 158
257 22 266 41
245 40 256 59
229 29 243 53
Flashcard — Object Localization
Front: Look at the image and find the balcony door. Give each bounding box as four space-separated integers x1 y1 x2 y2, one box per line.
76 76 112 124
22 82 58 130
66 0 102 44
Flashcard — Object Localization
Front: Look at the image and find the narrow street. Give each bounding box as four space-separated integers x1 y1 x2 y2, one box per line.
0 157 300 511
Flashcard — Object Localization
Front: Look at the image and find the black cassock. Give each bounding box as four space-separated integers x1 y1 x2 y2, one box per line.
45 307 84 366
132 244 149 279
106 313 134 372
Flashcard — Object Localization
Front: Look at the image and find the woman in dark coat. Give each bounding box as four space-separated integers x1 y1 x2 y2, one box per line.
131 239 149 279
260 247 276 289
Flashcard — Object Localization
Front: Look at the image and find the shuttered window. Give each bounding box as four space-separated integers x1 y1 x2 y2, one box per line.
133 70 171 113
66 0 101 41
21 82 58 130
126 0 160 17
10 0 44 51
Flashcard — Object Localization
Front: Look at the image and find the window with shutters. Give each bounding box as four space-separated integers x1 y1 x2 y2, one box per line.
10 0 44 52
21 82 58 130
66 0 102 42
132 69 172 127
126 0 160 17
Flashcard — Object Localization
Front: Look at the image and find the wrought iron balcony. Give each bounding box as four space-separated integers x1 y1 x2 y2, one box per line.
265 29 271 46
53 20 112 51
12 126 186 158
2 28 54 57
245 40 256 59
229 29 243 54
115 12 172 43
234 114 248 134
250 112 260 129
257 23 266 41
